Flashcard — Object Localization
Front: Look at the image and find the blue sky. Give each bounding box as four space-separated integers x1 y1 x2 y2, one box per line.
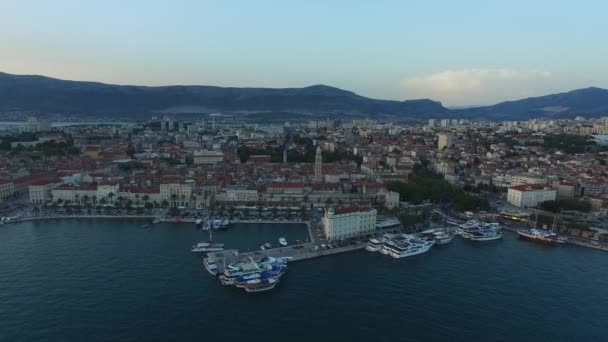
1 0 607 106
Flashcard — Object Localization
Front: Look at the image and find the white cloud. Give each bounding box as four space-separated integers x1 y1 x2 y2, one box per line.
400 68 552 106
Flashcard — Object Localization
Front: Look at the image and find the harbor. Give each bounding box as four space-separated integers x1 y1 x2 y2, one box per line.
2 218 608 341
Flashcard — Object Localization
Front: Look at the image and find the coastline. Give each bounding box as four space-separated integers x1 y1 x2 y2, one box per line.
9 215 156 223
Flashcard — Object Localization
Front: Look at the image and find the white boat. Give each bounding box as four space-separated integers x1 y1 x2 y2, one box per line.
202 221 210 231
203 258 220 276
195 219 203 228
260 245 267 250
388 235 435 258
365 237 387 252
375 218 400 229
467 229 503 241
264 242 272 249
191 228 224 252
153 217 161 224
221 219 230 228
278 237 288 246
433 231 454 244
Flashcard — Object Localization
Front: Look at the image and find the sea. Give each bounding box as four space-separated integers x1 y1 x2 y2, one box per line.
1 219 607 342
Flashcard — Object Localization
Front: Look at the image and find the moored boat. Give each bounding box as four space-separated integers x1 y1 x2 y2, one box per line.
278 237 288 247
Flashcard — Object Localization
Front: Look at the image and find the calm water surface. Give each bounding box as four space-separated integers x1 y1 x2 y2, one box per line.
1 219 607 342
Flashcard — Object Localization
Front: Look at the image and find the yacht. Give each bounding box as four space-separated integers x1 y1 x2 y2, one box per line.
365 237 387 252
432 230 454 245
203 258 220 276
278 237 288 247
191 228 224 253
467 228 503 241
389 235 435 258
211 219 222 230
375 218 400 229
221 257 288 285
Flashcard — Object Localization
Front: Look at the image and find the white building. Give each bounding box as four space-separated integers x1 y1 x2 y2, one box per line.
322 207 377 241
385 191 400 209
29 181 57 204
510 173 547 187
160 182 194 207
507 184 556 208
193 150 224 164
0 180 16 202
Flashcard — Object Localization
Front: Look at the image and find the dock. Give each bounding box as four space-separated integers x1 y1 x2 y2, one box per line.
501 224 608 252
206 242 367 274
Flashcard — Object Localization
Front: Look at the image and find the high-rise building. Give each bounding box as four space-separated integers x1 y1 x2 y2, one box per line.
428 119 436 127
437 133 454 150
315 146 323 182
440 119 450 128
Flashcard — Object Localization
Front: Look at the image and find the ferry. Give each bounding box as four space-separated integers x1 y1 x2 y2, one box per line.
388 235 435 259
375 218 400 229
221 257 288 285
365 237 387 252
517 228 567 245
278 237 288 247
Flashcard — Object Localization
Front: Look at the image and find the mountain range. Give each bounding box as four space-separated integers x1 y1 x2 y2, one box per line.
1 71 608 121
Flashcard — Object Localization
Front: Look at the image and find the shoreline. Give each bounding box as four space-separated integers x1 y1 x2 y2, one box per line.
8 215 156 223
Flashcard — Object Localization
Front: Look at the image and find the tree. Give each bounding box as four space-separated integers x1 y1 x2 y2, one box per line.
170 194 178 207
32 207 40 216
161 200 169 208
145 202 153 213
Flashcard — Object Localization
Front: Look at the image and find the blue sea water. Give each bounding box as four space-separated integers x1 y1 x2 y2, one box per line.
1 219 607 342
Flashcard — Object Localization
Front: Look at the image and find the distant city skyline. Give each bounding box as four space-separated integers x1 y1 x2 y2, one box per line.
1 0 607 106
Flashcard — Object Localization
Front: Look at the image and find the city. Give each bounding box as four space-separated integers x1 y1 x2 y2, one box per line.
2 1 608 341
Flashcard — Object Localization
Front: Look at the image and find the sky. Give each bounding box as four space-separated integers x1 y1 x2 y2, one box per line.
1 0 607 106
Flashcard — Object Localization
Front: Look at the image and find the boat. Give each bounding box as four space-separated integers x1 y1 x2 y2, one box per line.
518 229 567 245
202 221 210 231
243 277 280 293
221 218 230 228
211 219 222 230
432 230 454 244
221 257 288 284
260 245 267 250
388 235 435 258
195 219 203 228
191 228 224 253
467 228 503 241
171 219 182 224
365 237 387 252
203 258 220 276
153 217 161 224
375 218 400 229
518 215 567 245
264 242 272 249
141 223 150 228
278 237 288 247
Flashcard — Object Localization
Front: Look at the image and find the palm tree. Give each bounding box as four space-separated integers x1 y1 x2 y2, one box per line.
32 207 40 216
82 195 89 206
107 192 115 205
74 194 80 204
161 200 169 208
142 195 150 206
92 195 97 205
170 194 178 207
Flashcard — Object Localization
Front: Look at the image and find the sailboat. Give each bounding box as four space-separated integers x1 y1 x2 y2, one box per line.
517 213 566 245
191 227 225 252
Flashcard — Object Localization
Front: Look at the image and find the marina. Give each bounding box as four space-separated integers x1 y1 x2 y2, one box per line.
2 218 608 341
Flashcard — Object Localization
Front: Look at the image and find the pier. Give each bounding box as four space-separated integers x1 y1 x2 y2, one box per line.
206 241 367 274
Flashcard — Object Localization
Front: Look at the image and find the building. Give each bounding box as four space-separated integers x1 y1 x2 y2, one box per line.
29 181 57 204
437 133 454 150
510 174 547 187
193 150 224 164
160 182 194 207
0 180 16 202
385 191 400 209
315 146 323 182
322 207 377 240
507 184 556 208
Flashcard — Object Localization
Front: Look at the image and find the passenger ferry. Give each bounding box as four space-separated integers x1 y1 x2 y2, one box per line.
388 235 435 259
365 237 388 252
203 258 220 276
